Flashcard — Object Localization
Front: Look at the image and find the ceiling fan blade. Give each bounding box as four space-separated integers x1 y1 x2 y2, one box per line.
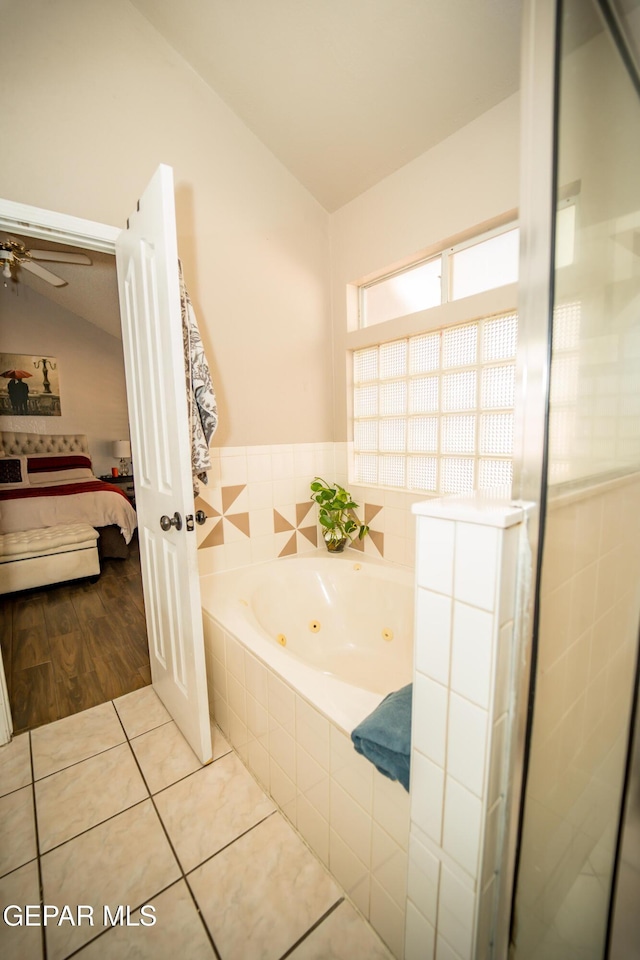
20 260 68 287
28 249 92 265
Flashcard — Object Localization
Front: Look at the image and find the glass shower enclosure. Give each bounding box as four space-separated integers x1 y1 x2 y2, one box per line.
509 1 640 958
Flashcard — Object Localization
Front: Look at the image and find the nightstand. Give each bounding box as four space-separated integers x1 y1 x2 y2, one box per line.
100 474 136 507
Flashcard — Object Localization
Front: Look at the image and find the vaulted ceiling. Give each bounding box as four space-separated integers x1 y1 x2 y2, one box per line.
1 232 120 338
129 0 523 211
4 2 528 333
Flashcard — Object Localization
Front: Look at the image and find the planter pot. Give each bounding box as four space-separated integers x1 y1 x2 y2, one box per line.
326 537 347 553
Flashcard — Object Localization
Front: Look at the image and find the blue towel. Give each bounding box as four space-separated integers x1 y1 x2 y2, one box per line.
351 684 412 792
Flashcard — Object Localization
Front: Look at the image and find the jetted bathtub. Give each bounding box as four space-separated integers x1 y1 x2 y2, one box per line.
200 549 414 732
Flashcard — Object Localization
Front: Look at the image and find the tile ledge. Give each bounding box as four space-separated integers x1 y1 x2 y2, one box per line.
411 489 532 528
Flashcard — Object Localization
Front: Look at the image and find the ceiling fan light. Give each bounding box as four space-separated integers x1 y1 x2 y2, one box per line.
2 260 11 279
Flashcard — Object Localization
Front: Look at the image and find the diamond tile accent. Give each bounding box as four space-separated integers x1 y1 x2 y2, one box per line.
199 519 225 549
276 501 321 557
194 495 220 519
274 509 295 533
365 504 383 524
227 513 251 537
296 501 314 526
369 530 385 557
299 526 318 546
198 486 251 549
222 484 246 513
279 533 298 557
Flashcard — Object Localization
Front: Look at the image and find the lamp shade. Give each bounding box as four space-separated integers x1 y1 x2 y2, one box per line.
112 440 131 459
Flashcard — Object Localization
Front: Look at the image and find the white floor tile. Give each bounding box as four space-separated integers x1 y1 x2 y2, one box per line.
190 812 340 960
154 751 275 872
0 733 31 798
31 702 125 780
0 861 42 960
0 785 37 878
72 880 215 959
131 721 202 794
41 799 180 960
113 687 171 739
288 900 394 959
35 742 147 852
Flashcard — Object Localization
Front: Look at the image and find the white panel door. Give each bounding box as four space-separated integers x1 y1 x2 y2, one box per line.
115 165 212 763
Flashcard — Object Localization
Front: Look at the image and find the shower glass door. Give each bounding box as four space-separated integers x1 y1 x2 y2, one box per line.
512 1 640 958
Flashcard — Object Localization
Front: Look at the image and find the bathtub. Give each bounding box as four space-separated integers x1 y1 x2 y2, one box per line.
200 550 414 733
200 549 413 958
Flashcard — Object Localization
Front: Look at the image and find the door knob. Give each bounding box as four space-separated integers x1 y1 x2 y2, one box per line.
195 510 208 525
160 512 182 532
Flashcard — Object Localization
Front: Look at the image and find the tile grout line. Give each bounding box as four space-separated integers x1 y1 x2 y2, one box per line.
183 808 279 877
60 878 186 960
277 897 345 960
150 747 233 798
30 702 172 786
113 699 223 960
37 797 151 859
126 716 174 742
28 728 48 960
0 855 40 883
32 736 128 785
0 774 40 801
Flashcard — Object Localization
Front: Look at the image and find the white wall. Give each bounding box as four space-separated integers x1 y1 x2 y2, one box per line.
0 0 332 447
329 93 520 439
0 2 522 453
0 283 130 476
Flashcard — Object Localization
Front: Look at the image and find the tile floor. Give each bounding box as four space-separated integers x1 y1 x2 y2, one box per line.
0 686 394 960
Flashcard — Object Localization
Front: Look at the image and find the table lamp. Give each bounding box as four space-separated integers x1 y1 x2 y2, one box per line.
112 440 132 476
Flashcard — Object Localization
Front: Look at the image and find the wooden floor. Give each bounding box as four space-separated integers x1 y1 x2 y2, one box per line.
0 533 150 734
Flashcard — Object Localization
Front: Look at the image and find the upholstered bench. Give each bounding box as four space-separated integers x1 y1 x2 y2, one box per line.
0 523 100 595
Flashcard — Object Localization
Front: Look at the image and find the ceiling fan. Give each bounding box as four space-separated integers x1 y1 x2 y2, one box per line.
0 237 92 288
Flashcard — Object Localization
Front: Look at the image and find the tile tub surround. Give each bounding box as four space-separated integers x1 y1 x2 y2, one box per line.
195 441 420 573
0 688 394 960
202 613 412 959
407 493 524 960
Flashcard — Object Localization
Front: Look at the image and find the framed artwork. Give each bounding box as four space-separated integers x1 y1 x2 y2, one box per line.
0 352 61 417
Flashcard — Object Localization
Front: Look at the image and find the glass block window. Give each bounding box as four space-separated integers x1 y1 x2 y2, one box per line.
352 312 518 494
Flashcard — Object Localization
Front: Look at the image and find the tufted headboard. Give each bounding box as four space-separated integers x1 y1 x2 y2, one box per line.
1 432 90 458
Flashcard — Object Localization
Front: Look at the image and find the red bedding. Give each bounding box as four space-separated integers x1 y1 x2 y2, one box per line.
0 476 137 543
1 479 130 502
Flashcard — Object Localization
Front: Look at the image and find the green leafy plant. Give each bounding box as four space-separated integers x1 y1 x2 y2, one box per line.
310 477 369 551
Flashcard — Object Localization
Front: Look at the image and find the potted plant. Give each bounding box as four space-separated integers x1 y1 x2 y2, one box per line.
310 478 369 552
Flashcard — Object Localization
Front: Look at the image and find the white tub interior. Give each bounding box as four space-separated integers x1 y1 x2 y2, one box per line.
200 550 414 733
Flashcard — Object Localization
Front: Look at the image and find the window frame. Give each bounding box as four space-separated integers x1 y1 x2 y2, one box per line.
358 220 519 329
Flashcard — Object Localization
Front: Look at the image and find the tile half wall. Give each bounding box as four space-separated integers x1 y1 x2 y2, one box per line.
202 612 411 959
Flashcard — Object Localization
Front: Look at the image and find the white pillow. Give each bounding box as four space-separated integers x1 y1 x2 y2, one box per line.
26 454 94 486
28 468 94 486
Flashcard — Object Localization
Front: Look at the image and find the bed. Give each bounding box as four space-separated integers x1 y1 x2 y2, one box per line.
0 432 137 559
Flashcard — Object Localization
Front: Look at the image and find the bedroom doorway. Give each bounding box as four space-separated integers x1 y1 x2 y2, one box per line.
0 538 149 733
0 169 212 762
0 231 150 731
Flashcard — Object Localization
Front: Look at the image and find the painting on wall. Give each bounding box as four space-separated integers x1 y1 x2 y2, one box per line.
0 353 61 417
